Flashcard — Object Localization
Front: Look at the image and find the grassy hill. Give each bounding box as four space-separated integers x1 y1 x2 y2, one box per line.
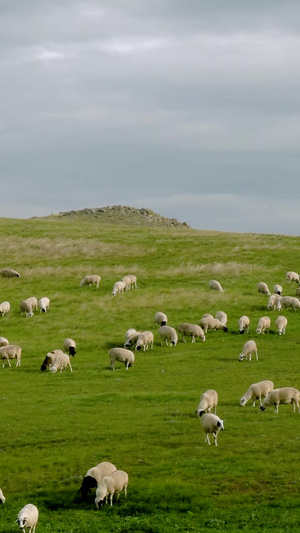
0 211 299 532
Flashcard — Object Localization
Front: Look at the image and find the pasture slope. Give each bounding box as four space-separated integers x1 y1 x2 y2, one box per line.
0 212 299 532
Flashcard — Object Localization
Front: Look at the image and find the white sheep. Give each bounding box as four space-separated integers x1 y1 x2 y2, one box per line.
0 301 10 316
0 268 20 278
135 331 154 351
108 347 135 370
124 331 142 349
177 323 205 343
208 280 224 291
112 281 125 296
257 282 271 296
124 329 137 340
153 312 168 327
196 390 218 416
63 338 76 356
40 349 63 371
238 315 250 334
0 337 9 347
202 313 214 320
0 488 5 503
260 387 300 413
39 297 50 313
275 315 288 335
26 297 38 311
273 284 283 295
95 469 128 508
239 340 258 361
128 274 137 289
158 325 178 346
20 300 34 317
286 271 299 284
267 294 282 310
122 275 132 290
215 311 227 325
0 344 22 367
80 274 101 288
240 380 274 407
198 317 228 334
256 316 271 334
79 461 117 499
277 296 300 311
199 413 224 446
41 350 72 373
16 503 38 533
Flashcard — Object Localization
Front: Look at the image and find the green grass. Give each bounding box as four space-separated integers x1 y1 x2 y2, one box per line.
0 215 300 532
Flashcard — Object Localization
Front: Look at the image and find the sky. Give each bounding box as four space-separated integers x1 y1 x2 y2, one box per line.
1 0 300 235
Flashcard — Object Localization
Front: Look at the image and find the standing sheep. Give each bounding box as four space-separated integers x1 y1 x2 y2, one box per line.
273 284 283 295
256 316 271 334
20 300 34 317
39 297 50 313
128 274 137 289
199 413 224 446
0 268 20 278
177 323 205 343
95 470 128 508
135 331 154 351
26 297 38 311
215 311 227 325
112 281 125 296
108 348 135 370
16 503 38 532
122 275 132 290
276 296 300 311
286 271 299 284
124 331 142 349
63 338 76 356
196 390 218 416
153 312 168 327
260 387 300 413
80 275 101 288
267 294 282 310
158 325 178 346
257 282 271 296
40 350 72 373
0 302 10 316
238 316 250 334
239 340 258 361
275 316 288 335
240 380 274 407
79 461 117 500
199 317 228 334
208 280 224 292
0 344 22 367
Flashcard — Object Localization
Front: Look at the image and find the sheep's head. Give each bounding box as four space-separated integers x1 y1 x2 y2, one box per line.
16 517 28 529
217 419 224 430
238 353 245 361
260 405 266 411
240 397 247 407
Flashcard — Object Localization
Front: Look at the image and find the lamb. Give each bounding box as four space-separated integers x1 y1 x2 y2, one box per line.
38 297 50 313
198 317 228 334
208 280 224 291
267 294 282 310
16 503 38 533
0 268 20 278
79 461 117 500
0 337 9 347
108 347 135 370
40 350 72 373
0 344 22 367
112 281 125 296
153 312 168 327
20 300 34 317
257 282 271 296
196 389 218 416
256 316 271 334
95 469 128 509
158 325 178 346
124 331 142 349
63 338 76 356
239 340 258 361
0 488 5 503
177 323 206 343
273 284 283 295
199 413 224 446
286 271 299 284
275 315 288 335
135 331 154 351
215 311 227 325
80 274 101 288
26 297 38 311
260 387 300 413
276 296 300 311
240 380 274 407
0 301 10 316
238 315 250 334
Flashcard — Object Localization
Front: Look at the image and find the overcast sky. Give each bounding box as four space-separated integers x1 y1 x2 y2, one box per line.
1 1 300 235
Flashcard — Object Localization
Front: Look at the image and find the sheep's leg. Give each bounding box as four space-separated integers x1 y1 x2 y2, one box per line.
124 485 127 497
213 431 218 446
69 362 73 372
109 493 113 506
275 403 279 413
205 434 211 445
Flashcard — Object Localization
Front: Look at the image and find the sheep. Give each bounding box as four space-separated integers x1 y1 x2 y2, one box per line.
20 300 34 317
196 390 218 416
0 301 10 317
198 317 228 334
215 311 227 325
239 340 258 361
177 323 205 343
267 294 282 310
0 337 9 347
273 284 283 295
122 275 132 291
238 315 250 334
95 469 128 509
80 274 101 288
260 387 300 414
79 461 117 500
256 316 271 334
275 315 288 335
286 271 299 284
108 347 135 370
240 380 274 407
158 325 178 346
208 280 224 291
257 282 271 296
63 338 76 356
199 413 224 446
26 297 38 311
153 312 168 327
0 268 20 278
38 297 50 313
135 331 154 351
124 329 137 340
0 488 5 503
16 503 38 533
40 349 63 371
124 331 142 349
277 296 300 311
0 344 22 367
128 274 137 289
40 350 72 373
202 313 214 320
112 280 125 296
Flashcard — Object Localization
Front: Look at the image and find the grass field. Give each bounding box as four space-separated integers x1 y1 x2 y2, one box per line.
0 214 300 532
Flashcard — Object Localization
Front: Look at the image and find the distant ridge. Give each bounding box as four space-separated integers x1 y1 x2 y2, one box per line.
50 205 191 229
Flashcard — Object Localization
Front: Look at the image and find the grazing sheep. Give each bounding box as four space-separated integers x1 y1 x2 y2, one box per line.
158 325 178 346
240 380 274 407
0 344 22 367
275 316 288 335
153 312 168 327
260 387 300 413
0 488 5 503
0 337 9 347
215 311 227 325
178 323 205 343
38 297 50 313
63 338 76 356
112 281 125 296
40 349 63 371
135 331 154 352
16 503 38 533
79 461 117 500
80 275 101 288
0 268 20 278
0 301 10 316
95 470 128 509
20 300 34 317
199 317 228 334
277 296 300 311
256 316 271 334
108 347 135 370
239 340 258 361
122 275 132 291
199 413 224 446
124 329 137 340
257 282 271 296
26 297 38 311
273 284 283 295
286 271 299 284
124 331 142 349
196 390 218 416
267 294 282 310
128 274 137 289
202 313 214 320
238 315 250 334
209 280 224 292
41 350 72 373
